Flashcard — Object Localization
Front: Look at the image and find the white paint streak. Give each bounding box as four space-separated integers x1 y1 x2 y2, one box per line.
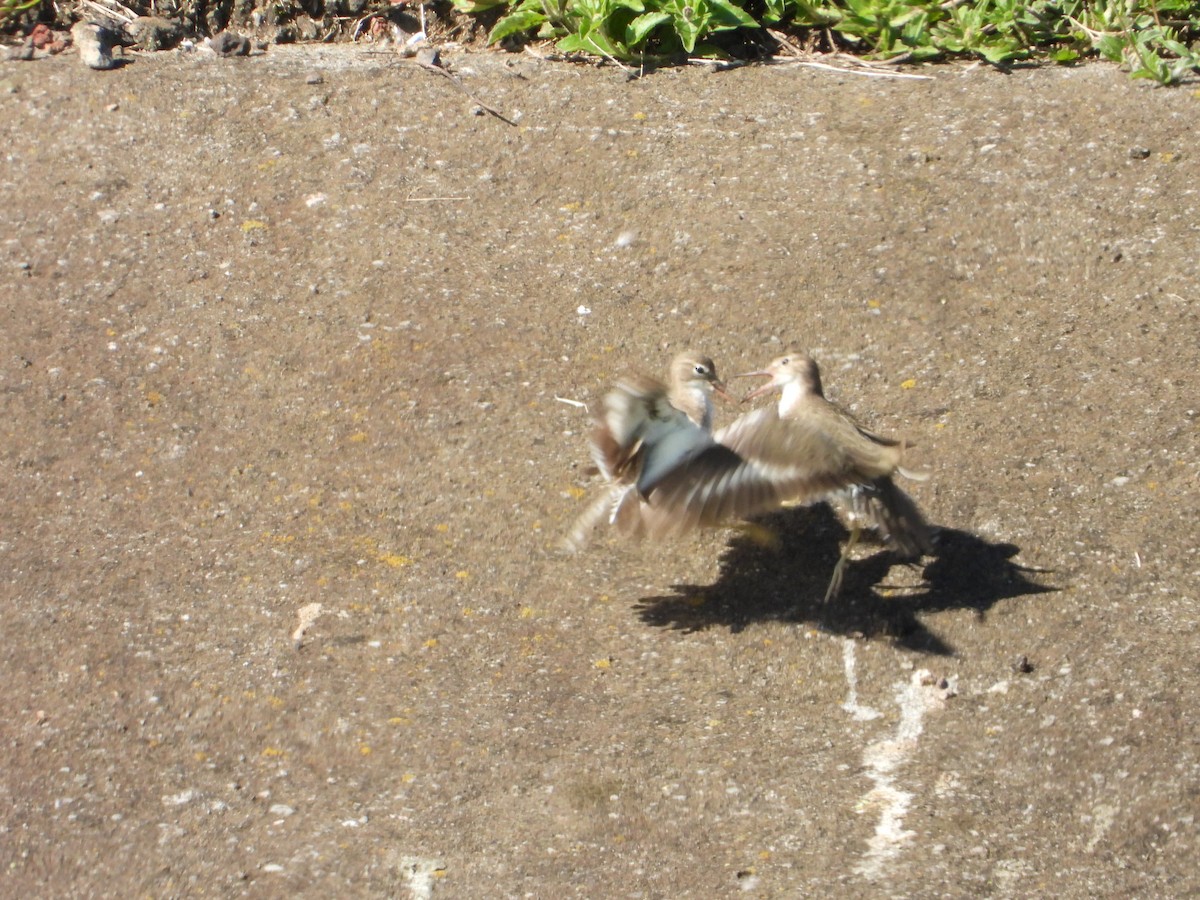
292 602 323 648
397 856 446 900
851 669 955 881
840 639 881 721
1086 803 1119 853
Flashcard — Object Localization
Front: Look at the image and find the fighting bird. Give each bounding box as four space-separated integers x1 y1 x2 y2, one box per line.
565 351 778 550
725 352 933 600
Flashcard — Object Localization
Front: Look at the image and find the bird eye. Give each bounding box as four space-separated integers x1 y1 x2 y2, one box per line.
694 364 707 375
780 357 790 366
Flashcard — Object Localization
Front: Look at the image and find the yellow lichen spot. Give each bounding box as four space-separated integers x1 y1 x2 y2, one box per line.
518 606 536 619
632 111 647 120
598 594 610 603
262 747 286 758
762 638 773 647
1146 481 1158 491
594 658 612 669
194 751 208 762
424 638 438 649
565 486 587 499
434 523 450 533
462 607 474 617
359 745 371 756
935 422 947 430
388 717 412 726
455 570 470 580
626 149 638 158
401 772 417 784
266 695 286 709
867 299 881 309
106 327 117 337
900 378 917 389
559 202 582 212
145 390 163 406
240 219 268 232
256 159 278 171
378 553 412 568
348 431 368 444
243 364 262 378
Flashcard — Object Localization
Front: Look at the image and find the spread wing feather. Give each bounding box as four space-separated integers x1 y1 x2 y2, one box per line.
837 478 934 558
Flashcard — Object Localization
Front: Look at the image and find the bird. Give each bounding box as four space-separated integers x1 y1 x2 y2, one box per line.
726 351 934 601
565 351 775 550
564 350 935 607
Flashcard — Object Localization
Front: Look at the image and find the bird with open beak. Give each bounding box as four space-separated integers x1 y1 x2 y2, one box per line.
724 351 933 600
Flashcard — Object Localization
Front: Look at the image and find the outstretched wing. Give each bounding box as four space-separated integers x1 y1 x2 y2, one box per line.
715 406 901 500
589 374 714 495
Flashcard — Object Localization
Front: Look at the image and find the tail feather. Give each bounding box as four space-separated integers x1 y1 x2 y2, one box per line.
840 477 933 558
562 483 644 552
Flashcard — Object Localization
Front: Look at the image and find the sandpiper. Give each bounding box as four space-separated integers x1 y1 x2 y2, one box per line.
728 351 933 601
566 351 753 550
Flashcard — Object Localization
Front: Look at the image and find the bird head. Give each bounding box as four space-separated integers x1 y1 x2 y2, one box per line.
669 351 732 402
735 352 823 403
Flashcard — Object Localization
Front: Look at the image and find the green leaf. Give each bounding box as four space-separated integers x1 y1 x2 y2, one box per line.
707 0 759 29
489 8 549 42
557 29 627 57
626 10 672 45
1095 34 1127 62
452 0 508 12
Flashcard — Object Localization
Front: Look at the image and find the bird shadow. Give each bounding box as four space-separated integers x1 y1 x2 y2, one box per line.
634 506 1057 655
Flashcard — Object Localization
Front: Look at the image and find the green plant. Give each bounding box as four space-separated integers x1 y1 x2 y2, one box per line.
454 0 1200 80
466 0 757 57
1 0 43 24
831 0 942 59
1063 0 1200 83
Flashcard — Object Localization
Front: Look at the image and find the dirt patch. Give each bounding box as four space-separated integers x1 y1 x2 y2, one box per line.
1 46 1198 895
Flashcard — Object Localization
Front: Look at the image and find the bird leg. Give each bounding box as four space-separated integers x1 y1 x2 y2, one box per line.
823 524 861 604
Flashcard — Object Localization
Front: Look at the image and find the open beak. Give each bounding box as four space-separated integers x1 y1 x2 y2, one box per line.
731 371 776 403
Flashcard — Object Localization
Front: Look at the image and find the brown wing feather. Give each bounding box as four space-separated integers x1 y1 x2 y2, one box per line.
715 407 901 498
838 477 934 557
636 443 786 538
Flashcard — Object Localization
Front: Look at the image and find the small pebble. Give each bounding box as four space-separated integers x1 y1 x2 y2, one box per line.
72 22 118 70
1129 146 1150 159
208 31 251 57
